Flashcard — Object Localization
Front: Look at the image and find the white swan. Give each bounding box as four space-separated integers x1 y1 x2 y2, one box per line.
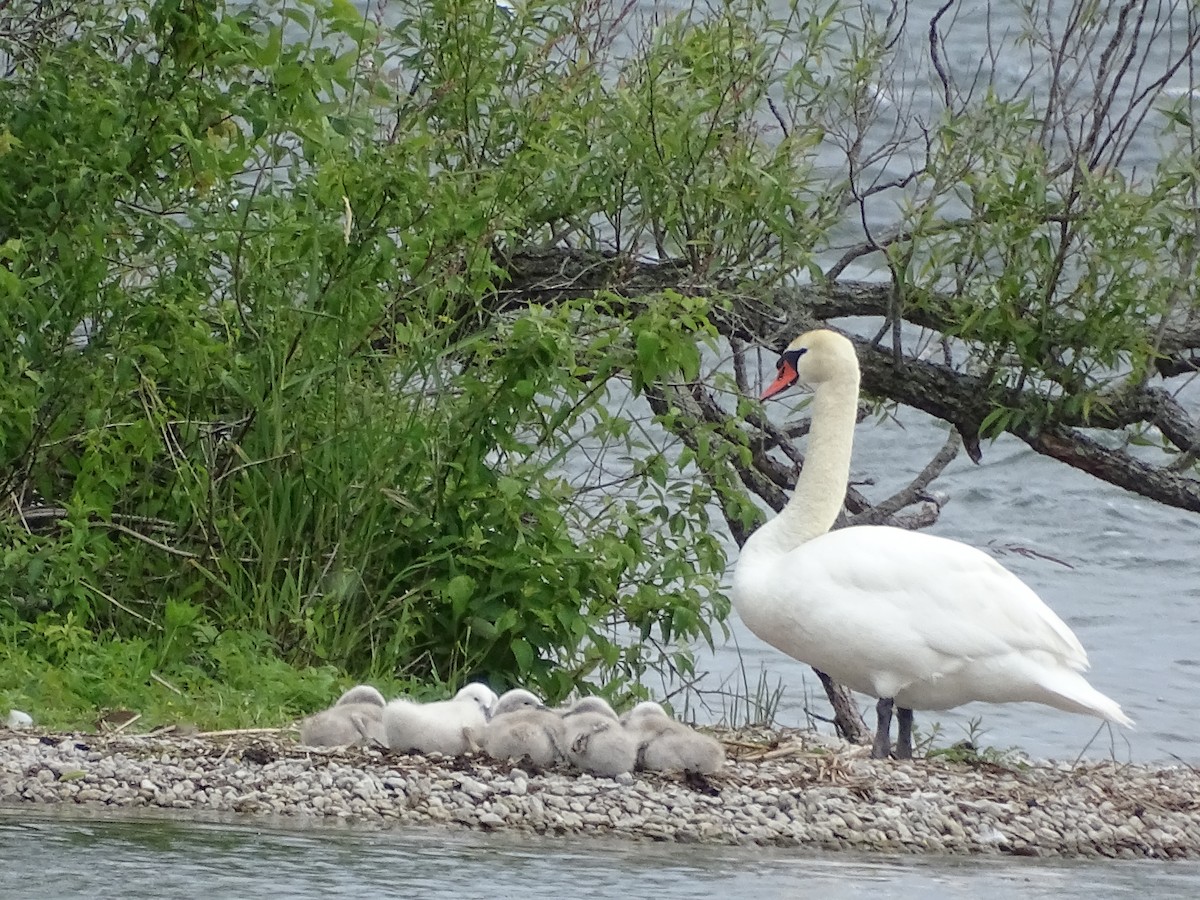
299 684 386 748
732 329 1133 758
383 682 497 756
560 697 637 776
478 689 566 768
621 701 725 774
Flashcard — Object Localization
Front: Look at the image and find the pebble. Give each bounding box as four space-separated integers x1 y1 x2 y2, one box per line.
1 729 1198 859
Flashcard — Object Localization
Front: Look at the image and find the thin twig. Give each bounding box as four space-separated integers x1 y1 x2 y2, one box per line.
110 713 143 735
79 581 164 632
150 671 185 696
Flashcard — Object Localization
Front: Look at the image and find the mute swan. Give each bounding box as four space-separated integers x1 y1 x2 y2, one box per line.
560 697 637 776
299 684 387 747
383 683 497 756
733 329 1133 759
478 689 566 768
621 701 725 774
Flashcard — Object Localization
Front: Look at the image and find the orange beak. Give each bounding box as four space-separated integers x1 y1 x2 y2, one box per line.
761 359 798 400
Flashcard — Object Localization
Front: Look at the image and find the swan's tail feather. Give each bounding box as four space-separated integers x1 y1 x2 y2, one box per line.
1042 670 1134 728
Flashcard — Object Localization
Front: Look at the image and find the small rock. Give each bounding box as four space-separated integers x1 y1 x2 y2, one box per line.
457 776 491 800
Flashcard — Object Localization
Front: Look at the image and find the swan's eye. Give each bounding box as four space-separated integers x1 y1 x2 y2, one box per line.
779 348 805 370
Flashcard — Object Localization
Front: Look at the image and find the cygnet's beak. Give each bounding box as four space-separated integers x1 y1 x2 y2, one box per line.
761 357 799 400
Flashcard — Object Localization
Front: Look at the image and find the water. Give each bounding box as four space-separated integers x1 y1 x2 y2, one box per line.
4 811 1200 899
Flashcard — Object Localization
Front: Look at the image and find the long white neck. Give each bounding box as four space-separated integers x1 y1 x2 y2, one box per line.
745 371 859 557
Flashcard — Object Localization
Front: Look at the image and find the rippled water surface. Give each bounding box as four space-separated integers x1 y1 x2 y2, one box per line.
4 812 1199 900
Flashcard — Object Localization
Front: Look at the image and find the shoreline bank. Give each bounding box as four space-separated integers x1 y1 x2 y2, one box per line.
2 728 1197 859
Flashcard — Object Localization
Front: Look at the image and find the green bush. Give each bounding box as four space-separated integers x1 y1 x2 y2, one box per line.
2 0 798 715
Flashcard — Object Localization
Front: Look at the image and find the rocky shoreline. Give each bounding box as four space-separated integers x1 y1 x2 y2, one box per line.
2 726 1198 859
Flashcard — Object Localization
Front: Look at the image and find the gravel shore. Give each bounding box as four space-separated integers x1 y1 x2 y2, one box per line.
2 727 1197 859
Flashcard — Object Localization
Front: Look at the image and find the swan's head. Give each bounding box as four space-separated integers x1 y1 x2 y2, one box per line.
336 685 386 708
455 683 499 718
492 688 547 716
762 329 858 400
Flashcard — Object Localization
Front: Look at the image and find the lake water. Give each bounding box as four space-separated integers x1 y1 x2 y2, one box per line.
4 810 1200 899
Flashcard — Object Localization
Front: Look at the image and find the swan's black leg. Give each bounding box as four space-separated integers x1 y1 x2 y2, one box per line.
871 698 894 759
895 707 914 759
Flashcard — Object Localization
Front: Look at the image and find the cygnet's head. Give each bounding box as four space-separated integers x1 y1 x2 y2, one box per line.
455 683 498 717
492 689 546 717
761 329 858 399
622 700 671 725
563 696 618 720
336 685 386 708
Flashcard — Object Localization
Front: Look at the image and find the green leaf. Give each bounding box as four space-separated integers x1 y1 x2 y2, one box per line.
510 638 534 673
446 575 477 615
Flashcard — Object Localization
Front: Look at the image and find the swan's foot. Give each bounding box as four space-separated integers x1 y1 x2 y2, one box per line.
871 698 893 759
895 707 914 760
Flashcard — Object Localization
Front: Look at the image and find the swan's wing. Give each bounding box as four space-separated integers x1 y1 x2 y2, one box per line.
779 526 1089 682
806 525 1089 667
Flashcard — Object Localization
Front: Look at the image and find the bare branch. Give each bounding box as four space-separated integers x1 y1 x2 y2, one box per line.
928 0 956 109
847 430 960 526
489 249 1200 514
816 670 873 745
